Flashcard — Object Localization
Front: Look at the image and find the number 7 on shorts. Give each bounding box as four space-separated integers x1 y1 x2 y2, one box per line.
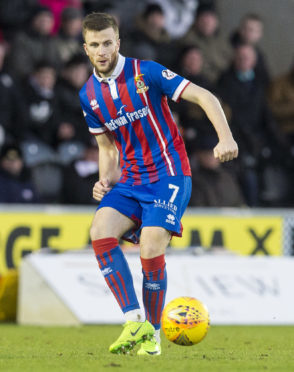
168 184 179 203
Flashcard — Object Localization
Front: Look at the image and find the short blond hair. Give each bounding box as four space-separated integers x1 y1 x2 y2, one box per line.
82 12 119 40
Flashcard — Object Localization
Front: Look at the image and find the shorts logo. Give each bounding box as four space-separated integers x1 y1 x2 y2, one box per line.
162 69 177 80
135 74 149 93
154 199 177 213
145 283 160 290
90 99 99 110
166 214 176 225
82 110 87 117
101 267 112 276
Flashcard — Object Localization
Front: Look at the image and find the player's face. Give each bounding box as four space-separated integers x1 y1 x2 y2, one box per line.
83 27 120 78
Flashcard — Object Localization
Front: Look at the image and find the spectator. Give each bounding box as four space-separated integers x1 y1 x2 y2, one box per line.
0 0 38 41
54 7 84 65
230 13 270 87
176 45 211 88
54 54 91 146
179 4 232 83
268 60 294 146
0 41 24 144
21 61 58 146
0 143 39 203
128 3 174 66
8 5 60 80
216 44 288 206
86 1 146 33
189 134 245 207
61 139 99 204
39 0 82 35
174 45 214 155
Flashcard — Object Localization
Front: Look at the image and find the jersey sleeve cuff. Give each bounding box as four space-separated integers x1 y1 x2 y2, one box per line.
89 127 107 135
172 79 190 102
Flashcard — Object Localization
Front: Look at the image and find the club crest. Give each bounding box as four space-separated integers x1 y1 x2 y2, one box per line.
135 74 149 93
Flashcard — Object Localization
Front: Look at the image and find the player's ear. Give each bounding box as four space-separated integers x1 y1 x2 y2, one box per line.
83 43 89 56
116 38 120 51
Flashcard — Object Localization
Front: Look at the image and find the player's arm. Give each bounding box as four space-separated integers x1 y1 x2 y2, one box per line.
181 83 238 162
93 132 121 202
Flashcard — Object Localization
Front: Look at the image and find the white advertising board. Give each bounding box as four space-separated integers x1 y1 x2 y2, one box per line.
22 251 294 325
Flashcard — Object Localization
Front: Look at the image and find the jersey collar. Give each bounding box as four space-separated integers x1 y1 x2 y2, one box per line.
93 54 125 83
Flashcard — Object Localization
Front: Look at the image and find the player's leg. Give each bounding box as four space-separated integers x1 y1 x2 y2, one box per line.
91 194 154 353
91 206 141 316
137 176 192 355
136 226 170 356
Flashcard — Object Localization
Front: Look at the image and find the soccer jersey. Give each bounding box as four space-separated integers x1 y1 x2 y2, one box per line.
79 54 191 185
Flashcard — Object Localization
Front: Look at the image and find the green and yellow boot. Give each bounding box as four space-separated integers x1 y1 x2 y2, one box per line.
109 320 155 354
137 336 161 356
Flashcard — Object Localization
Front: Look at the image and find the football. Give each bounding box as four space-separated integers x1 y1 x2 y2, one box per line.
161 296 210 346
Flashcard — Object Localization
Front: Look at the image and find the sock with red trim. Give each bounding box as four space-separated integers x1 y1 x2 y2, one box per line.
141 254 167 330
92 237 140 313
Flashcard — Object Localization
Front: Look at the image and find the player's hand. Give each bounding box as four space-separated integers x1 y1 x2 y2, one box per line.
213 138 238 162
93 178 112 201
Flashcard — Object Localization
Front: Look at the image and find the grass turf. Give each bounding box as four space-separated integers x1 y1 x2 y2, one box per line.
0 325 293 372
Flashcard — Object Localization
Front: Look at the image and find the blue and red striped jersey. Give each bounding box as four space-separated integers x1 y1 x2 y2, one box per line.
79 54 191 185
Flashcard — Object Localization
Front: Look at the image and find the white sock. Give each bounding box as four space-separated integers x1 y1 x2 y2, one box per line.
154 329 161 343
124 309 146 322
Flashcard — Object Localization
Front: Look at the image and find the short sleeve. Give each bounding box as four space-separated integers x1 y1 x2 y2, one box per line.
143 60 190 102
79 91 107 135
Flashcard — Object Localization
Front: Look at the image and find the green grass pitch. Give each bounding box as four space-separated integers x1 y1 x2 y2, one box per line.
0 325 294 371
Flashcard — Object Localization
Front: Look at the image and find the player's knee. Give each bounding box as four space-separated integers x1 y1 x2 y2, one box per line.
140 244 160 258
90 223 100 240
90 220 121 241
140 227 170 258
90 220 108 240
90 212 110 240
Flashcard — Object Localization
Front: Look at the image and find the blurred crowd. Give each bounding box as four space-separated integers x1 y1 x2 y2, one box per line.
0 0 294 207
